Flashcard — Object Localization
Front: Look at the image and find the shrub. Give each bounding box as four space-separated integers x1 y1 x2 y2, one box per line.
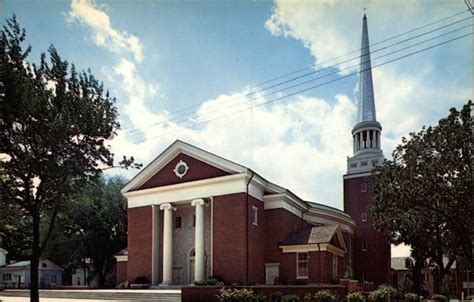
253 292 266 302
282 294 300 302
133 276 150 284
304 293 315 302
116 281 130 289
216 288 265 302
272 291 283 302
195 277 224 286
347 292 364 302
369 285 396 302
431 294 447 302
209 275 225 283
404 293 419 302
314 290 337 302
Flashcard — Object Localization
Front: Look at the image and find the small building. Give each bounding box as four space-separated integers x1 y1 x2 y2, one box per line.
0 259 63 288
391 256 470 298
114 249 128 285
71 258 92 286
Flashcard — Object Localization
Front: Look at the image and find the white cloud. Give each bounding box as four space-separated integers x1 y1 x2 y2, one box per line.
68 0 144 63
109 87 355 207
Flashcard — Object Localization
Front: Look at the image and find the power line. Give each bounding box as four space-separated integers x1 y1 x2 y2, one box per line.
130 31 472 143
123 17 472 139
120 9 470 133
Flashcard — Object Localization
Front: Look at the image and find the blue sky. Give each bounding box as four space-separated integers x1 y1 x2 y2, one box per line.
2 1 472 255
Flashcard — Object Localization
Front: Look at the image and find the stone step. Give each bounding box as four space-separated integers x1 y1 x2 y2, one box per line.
0 289 181 301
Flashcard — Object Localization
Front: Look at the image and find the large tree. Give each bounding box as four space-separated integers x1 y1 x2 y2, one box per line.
0 16 138 301
44 176 128 287
370 101 473 295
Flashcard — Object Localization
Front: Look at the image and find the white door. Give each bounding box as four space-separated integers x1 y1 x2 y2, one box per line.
265 264 280 285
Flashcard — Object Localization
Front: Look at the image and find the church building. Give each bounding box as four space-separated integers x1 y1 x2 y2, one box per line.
118 15 391 286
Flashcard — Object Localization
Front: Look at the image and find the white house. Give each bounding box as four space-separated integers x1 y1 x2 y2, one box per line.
0 259 63 288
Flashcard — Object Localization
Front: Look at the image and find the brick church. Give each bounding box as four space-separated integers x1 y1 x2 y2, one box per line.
116 15 391 286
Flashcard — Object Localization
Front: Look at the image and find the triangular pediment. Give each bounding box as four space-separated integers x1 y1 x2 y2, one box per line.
122 140 247 193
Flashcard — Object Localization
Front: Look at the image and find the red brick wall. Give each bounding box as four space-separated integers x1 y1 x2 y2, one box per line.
248 196 265 284
116 261 128 284
264 208 311 284
343 176 391 284
138 153 229 190
212 193 247 283
212 193 265 284
264 208 309 263
127 206 152 283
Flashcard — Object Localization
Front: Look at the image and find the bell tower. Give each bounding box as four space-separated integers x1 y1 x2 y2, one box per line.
343 14 391 284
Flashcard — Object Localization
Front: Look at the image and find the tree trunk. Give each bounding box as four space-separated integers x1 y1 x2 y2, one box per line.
30 211 40 302
412 250 425 295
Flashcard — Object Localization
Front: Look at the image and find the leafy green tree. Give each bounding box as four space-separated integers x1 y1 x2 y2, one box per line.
370 101 473 295
44 176 128 287
0 15 138 301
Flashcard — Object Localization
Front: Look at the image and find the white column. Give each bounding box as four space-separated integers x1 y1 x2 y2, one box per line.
191 198 207 283
160 203 175 285
151 205 160 285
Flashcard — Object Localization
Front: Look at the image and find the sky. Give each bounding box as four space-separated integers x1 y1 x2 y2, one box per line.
2 0 472 257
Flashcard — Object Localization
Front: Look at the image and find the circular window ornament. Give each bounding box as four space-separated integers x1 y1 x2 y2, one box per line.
174 160 189 179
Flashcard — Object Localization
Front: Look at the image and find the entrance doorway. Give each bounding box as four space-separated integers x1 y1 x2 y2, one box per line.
188 248 195 284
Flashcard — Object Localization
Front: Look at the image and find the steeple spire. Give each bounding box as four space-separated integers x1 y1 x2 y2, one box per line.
357 14 376 123
346 14 384 175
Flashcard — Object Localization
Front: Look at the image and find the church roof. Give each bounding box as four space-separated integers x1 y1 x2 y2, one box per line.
280 225 339 246
356 14 377 124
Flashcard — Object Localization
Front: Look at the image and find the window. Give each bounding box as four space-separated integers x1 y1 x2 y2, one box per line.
42 263 47 268
175 216 182 229
361 212 368 222
361 183 367 192
297 253 309 279
361 161 368 166
350 163 357 168
3 273 11 281
252 206 258 226
332 254 338 279
361 242 368 251
372 160 378 166
405 258 413 268
51 275 57 283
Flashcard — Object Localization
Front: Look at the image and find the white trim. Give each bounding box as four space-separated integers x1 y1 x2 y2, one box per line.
280 243 346 257
173 160 189 179
263 194 356 233
263 194 306 217
252 206 258 226
125 173 264 208
343 171 373 179
305 210 356 233
115 255 128 262
122 140 247 193
210 197 214 276
361 212 368 222
296 252 309 279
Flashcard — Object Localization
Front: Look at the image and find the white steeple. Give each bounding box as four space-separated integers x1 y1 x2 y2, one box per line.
347 14 384 175
357 14 377 123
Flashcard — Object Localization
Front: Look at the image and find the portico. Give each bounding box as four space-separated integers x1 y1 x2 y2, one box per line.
155 198 210 286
